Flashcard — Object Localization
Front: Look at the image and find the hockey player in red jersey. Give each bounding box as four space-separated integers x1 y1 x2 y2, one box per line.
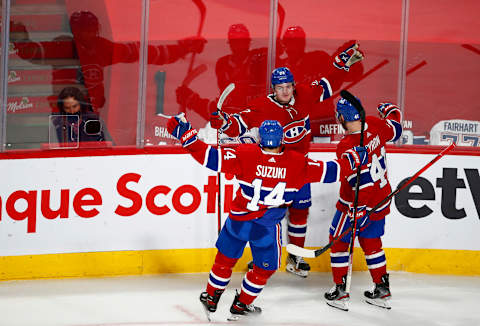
210 60 364 278
167 116 367 321
324 98 403 311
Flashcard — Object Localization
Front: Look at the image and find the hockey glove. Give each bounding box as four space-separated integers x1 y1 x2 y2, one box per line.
377 102 401 119
167 113 198 147
348 204 368 230
209 111 230 130
333 42 365 71
175 85 195 107
342 146 368 171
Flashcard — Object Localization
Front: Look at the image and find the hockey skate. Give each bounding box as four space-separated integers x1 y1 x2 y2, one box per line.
324 277 350 311
286 254 310 278
364 274 392 309
227 290 262 322
199 289 224 322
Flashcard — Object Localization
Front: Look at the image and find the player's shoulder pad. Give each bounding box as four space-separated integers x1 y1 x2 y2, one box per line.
336 137 353 157
285 149 307 160
248 96 266 106
365 115 385 129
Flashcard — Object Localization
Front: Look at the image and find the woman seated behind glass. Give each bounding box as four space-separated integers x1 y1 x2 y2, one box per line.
51 87 108 144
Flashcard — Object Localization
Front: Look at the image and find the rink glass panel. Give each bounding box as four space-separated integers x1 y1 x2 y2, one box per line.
3 0 143 149
403 0 480 147
142 0 271 146
1 0 479 151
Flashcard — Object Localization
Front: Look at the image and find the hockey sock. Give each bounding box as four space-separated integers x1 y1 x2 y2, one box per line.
359 237 387 283
238 265 275 305
330 239 350 284
287 207 309 247
206 251 238 296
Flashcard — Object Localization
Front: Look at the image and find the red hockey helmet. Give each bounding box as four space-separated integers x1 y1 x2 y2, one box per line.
283 26 306 40
228 24 251 40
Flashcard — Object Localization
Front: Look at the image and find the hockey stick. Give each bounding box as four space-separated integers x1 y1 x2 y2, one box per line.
286 142 457 259
182 63 207 86
217 83 235 112
406 60 427 75
156 112 186 119
461 44 480 56
187 0 206 74
215 83 235 234
339 90 365 296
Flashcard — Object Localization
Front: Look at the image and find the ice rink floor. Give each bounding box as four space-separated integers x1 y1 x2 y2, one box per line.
1 271 479 326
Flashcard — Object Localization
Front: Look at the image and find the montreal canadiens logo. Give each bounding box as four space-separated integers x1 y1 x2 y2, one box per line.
283 120 309 144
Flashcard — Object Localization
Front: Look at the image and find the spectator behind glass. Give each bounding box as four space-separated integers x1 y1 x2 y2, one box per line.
51 86 108 144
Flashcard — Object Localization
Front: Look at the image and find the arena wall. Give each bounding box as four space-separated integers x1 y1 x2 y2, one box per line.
1 146 479 280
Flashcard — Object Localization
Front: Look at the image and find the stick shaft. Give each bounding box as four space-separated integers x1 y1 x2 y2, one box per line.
217 83 235 111
345 93 365 294
216 83 235 235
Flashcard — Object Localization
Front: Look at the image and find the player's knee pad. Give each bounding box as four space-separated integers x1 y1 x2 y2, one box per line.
208 251 238 293
249 265 276 284
358 237 383 255
359 237 386 282
287 208 309 247
214 251 238 269
288 207 309 225
329 237 349 253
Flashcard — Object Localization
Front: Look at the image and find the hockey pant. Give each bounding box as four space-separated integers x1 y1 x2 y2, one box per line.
329 210 387 284
288 183 312 248
206 218 280 304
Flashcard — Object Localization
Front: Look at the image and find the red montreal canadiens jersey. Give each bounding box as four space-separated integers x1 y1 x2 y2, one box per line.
336 114 403 220
225 82 332 155
187 141 342 222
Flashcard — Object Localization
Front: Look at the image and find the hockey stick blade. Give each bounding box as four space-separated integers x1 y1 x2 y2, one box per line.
217 83 235 111
157 112 186 122
157 113 176 119
287 241 334 258
286 244 319 258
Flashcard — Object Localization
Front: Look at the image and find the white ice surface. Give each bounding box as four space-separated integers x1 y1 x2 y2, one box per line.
1 271 479 326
